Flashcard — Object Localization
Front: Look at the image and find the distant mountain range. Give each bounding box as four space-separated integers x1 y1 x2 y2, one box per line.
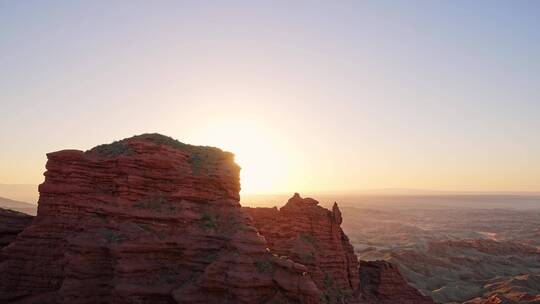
1 183 539 211
243 192 540 210
0 196 37 215
0 184 38 204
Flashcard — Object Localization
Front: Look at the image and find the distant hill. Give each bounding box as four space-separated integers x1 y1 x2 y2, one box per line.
242 192 540 210
0 184 39 204
0 196 37 215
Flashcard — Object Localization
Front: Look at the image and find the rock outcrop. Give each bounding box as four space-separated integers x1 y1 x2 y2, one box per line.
0 208 33 249
0 133 437 304
0 134 320 304
245 194 436 304
358 261 435 304
464 274 540 304
244 193 360 303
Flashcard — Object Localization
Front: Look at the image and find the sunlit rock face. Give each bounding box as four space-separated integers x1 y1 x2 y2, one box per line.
0 134 320 304
0 208 33 249
244 193 361 304
358 260 435 304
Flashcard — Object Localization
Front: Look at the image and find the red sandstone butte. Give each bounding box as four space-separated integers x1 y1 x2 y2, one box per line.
0 134 320 304
358 260 435 304
244 193 361 303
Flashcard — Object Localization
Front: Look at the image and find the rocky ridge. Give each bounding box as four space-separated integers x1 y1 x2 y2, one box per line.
0 207 33 249
358 261 435 304
244 194 360 303
0 134 435 304
0 134 319 304
244 194 435 304
464 274 540 304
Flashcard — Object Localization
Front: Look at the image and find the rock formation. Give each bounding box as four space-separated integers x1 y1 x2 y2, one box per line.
464 274 540 304
0 207 33 249
0 133 436 304
358 261 435 304
245 193 435 304
0 134 320 304
244 193 360 303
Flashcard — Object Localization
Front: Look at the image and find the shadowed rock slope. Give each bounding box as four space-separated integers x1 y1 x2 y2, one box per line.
358 261 436 304
0 208 33 249
0 134 319 304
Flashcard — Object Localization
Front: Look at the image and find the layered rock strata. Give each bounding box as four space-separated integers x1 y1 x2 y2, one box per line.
0 133 436 304
245 194 436 304
245 194 361 303
0 134 320 304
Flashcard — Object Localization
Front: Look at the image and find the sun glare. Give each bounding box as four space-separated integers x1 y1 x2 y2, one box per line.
192 120 295 194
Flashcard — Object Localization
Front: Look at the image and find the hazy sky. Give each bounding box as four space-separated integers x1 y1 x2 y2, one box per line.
1 1 539 194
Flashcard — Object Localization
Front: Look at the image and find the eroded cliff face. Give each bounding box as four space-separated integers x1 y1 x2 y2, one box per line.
244 194 361 303
0 134 320 304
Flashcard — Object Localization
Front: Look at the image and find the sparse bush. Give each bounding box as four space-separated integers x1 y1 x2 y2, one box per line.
255 260 274 274
132 196 172 212
320 292 330 304
199 212 218 229
299 233 318 247
90 212 108 223
102 229 127 244
90 141 133 156
226 214 250 232
321 273 348 303
205 252 219 262
87 133 236 175
300 250 316 264
323 273 334 288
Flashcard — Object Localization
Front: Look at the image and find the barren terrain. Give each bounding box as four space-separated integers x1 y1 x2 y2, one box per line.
341 202 540 303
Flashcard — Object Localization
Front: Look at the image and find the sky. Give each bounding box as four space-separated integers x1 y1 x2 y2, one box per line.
1 1 539 195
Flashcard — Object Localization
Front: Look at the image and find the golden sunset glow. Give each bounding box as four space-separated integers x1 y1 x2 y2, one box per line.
191 119 308 194
1 2 539 196
2 3 540 303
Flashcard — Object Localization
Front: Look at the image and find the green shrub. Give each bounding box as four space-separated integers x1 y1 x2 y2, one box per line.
299 233 318 247
132 196 171 212
90 141 133 156
199 213 218 229
320 292 330 304
102 229 127 244
255 260 274 274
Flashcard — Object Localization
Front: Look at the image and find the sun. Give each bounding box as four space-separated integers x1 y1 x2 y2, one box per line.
191 120 295 194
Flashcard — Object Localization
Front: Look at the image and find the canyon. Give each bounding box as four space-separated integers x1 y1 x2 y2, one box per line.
0 134 433 304
344 207 540 303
